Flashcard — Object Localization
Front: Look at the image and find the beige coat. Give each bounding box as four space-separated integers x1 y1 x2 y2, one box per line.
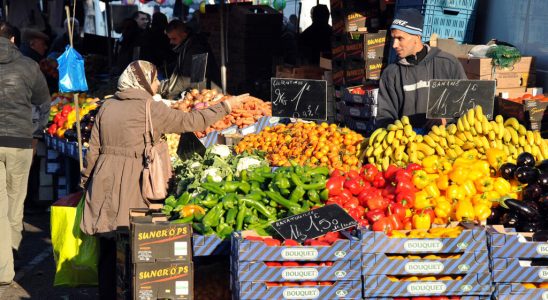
80 88 229 235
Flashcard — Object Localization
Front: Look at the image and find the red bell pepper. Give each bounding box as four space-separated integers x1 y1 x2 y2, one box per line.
383 165 400 182
388 203 406 220
396 191 415 209
326 176 345 196
365 209 385 223
372 217 394 233
406 163 422 172
344 177 365 195
361 164 378 182
372 172 386 188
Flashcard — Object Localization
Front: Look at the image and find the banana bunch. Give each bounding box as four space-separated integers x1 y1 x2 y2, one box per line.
363 106 548 170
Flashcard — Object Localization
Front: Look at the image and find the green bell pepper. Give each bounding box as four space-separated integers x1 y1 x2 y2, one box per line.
307 189 320 203
289 186 306 202
202 203 224 227
236 204 246 231
202 182 226 196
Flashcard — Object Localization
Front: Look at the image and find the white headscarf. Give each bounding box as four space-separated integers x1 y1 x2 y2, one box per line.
117 60 157 95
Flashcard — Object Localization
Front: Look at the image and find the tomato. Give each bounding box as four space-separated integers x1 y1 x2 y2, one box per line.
264 238 281 246
300 281 318 286
265 262 282 267
361 164 379 182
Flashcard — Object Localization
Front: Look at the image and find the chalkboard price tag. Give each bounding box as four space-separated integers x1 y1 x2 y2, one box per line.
271 204 357 243
271 78 327 120
191 53 208 83
426 79 496 120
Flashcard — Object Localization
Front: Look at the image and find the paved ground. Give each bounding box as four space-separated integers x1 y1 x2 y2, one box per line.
0 212 98 300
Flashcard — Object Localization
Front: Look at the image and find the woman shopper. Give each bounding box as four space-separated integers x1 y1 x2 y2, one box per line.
79 60 239 299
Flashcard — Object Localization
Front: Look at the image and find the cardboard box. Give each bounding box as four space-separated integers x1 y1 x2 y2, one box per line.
131 217 192 263
492 257 548 283
458 56 534 77
489 225 548 259
495 283 548 300
133 262 193 300
234 280 361 300
432 37 475 58
345 11 367 32
366 58 386 80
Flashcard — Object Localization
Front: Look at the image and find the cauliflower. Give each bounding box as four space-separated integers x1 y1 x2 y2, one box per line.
236 157 263 175
210 145 231 159
189 161 202 170
201 167 223 182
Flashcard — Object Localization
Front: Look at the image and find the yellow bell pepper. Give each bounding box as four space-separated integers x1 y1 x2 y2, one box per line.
474 203 491 221
413 170 431 189
449 166 468 185
414 191 433 210
486 148 507 170
472 160 491 176
475 177 495 192
461 180 477 198
412 213 432 230
455 199 475 221
434 199 452 219
436 173 449 190
422 156 440 174
493 177 512 196
424 183 441 198
446 184 465 202
438 159 453 175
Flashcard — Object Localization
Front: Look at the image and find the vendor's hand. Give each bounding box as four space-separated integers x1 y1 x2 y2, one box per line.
225 96 243 111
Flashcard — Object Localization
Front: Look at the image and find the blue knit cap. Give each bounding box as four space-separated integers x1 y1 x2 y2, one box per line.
391 8 423 36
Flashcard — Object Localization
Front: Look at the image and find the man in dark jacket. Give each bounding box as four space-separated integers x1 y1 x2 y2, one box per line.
376 9 467 129
162 20 220 100
0 22 50 285
299 5 332 65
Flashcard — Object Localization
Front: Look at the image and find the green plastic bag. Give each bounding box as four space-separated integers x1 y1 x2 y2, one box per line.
51 193 98 286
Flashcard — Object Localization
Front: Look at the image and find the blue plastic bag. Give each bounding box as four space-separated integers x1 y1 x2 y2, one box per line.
57 46 88 92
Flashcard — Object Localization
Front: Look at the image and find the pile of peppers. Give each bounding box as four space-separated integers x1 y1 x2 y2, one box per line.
163 165 329 238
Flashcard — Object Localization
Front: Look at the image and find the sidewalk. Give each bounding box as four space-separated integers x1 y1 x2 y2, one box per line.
0 213 98 300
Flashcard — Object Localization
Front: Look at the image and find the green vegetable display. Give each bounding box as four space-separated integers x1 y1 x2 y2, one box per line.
163 164 329 238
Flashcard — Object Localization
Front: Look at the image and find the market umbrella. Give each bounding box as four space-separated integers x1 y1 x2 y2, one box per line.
57 5 87 171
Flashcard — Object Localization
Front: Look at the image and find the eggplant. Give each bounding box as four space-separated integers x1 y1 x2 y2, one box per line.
537 173 548 191
517 152 536 168
516 221 541 233
523 184 543 202
530 259 548 266
501 212 520 228
533 230 548 242
538 160 548 174
501 198 541 219
487 206 504 225
499 163 518 180
537 194 548 212
515 166 540 184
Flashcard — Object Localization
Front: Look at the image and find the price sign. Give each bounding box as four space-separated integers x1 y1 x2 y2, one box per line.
191 53 208 83
271 204 357 243
426 79 496 119
271 78 327 120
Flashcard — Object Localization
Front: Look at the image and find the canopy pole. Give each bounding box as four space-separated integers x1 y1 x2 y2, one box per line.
220 1 227 94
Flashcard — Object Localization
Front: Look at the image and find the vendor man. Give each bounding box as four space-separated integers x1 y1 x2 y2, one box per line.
376 9 467 129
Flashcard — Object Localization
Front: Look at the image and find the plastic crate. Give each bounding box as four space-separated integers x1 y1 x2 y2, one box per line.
44 134 52 147
423 7 476 43
488 225 548 259
198 131 219 147
361 225 487 254
342 85 378 105
364 297 489 300
238 116 280 136
51 136 59 151
362 251 489 276
340 102 377 119
234 260 361 282
57 138 67 155
492 257 548 283
192 234 230 256
363 272 492 297
231 232 360 262
233 280 362 300
494 283 548 300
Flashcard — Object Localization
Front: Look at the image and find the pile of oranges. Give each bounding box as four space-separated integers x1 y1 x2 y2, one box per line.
235 122 364 170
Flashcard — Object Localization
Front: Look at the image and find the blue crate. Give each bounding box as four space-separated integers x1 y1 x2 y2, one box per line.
192 234 230 256
488 225 548 259
51 137 59 151
494 283 548 300
57 139 67 155
363 272 492 297
44 134 52 147
231 232 361 262
233 280 362 300
362 251 490 276
234 260 361 282
492 257 548 283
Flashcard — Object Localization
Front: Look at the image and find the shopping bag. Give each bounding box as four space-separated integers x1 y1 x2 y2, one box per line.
51 192 98 286
57 46 88 92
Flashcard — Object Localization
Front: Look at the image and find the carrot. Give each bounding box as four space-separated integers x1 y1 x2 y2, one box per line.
242 118 255 125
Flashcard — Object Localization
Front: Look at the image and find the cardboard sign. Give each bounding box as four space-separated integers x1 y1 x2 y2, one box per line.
427 79 496 119
271 78 327 120
191 53 208 83
271 204 357 243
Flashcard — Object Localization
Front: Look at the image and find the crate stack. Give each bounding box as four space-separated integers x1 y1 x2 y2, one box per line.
116 212 194 300
361 225 492 299
230 232 362 300
489 225 548 299
330 0 391 134
395 0 479 44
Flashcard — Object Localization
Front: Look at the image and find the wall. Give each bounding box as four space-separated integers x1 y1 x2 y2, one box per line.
474 0 548 90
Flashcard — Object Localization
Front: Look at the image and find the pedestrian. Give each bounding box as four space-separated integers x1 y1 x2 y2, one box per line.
133 11 150 31
162 20 221 99
0 21 50 286
114 18 141 75
79 60 241 299
20 29 49 63
299 5 332 65
376 9 467 129
140 12 173 79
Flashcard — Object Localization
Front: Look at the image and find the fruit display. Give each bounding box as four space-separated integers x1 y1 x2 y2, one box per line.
363 106 548 170
171 88 225 112
488 153 548 232
165 133 180 158
505 92 548 103
46 97 100 140
235 122 364 170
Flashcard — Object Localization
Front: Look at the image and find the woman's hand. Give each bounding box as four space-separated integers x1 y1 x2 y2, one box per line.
224 96 243 111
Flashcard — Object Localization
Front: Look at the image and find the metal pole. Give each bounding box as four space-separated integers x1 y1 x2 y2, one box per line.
220 1 227 94
105 0 113 72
